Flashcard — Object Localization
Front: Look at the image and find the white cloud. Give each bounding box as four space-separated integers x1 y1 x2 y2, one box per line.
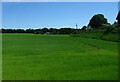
2 0 120 2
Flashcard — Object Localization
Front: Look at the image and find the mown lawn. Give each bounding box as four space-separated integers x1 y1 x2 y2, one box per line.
2 33 118 80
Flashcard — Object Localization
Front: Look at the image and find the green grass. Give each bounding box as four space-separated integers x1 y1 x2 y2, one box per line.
2 33 118 80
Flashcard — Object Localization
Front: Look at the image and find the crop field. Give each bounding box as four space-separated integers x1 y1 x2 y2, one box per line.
2 33 118 80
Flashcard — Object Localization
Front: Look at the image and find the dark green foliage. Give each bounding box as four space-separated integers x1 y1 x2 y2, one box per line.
41 28 49 33
58 28 73 34
49 28 58 34
2 28 74 34
26 29 35 33
116 11 120 24
81 26 87 30
72 25 120 42
113 21 117 25
104 26 114 34
88 14 108 29
2 29 26 33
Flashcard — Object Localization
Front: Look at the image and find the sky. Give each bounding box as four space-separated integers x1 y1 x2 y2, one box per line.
2 2 118 29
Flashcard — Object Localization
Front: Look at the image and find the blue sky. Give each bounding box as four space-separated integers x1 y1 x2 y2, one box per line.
2 2 118 29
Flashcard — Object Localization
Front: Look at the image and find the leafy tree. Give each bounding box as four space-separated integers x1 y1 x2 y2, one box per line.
81 26 87 30
41 28 49 33
59 28 73 34
26 29 34 33
50 28 57 34
113 21 117 25
2 28 76 34
104 25 114 34
116 11 120 24
88 14 108 29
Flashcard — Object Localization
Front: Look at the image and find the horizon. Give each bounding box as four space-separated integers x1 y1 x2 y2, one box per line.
2 2 118 29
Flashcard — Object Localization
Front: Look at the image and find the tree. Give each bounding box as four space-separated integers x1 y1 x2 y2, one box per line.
41 28 49 33
88 14 108 29
104 25 114 34
59 28 73 34
26 29 34 33
113 21 117 25
50 28 57 34
116 11 120 24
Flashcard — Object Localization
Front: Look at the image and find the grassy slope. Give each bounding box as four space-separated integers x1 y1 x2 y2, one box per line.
72 26 120 42
2 33 118 80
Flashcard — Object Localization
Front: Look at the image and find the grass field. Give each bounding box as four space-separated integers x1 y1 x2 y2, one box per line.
2 33 118 80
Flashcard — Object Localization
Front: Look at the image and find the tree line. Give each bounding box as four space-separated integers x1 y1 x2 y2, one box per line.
1 28 80 34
